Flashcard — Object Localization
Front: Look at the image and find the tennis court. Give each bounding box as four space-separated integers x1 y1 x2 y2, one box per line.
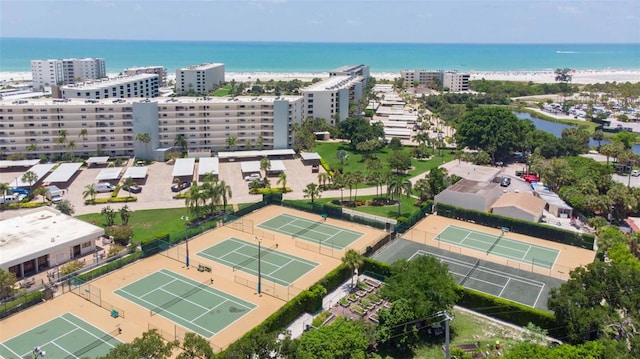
437 225 559 269
410 250 546 308
0 313 121 359
257 213 363 250
198 237 318 286
114 269 256 338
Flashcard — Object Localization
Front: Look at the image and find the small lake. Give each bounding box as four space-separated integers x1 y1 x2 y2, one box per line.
514 112 640 154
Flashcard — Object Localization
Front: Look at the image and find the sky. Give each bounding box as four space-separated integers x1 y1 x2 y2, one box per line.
0 0 639 43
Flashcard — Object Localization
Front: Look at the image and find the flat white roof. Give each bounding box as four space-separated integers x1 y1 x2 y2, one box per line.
218 149 295 159
302 75 363 92
268 160 286 172
241 161 261 173
0 207 105 269
376 108 405 116
0 160 40 169
87 156 110 164
44 162 82 183
300 152 321 161
172 158 195 177
61 74 158 91
11 163 56 187
373 120 408 128
123 166 148 179
95 167 123 181
198 157 219 176
388 114 418 122
384 128 412 136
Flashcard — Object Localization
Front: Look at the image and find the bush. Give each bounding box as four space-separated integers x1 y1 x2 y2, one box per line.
0 291 44 319
319 158 334 177
105 225 133 245
60 260 85 276
77 252 143 282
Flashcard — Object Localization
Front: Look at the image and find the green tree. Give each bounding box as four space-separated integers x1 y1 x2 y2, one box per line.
101 206 116 226
201 173 220 215
225 136 237 150
296 317 373 359
387 151 412 174
55 199 74 216
260 157 271 178
426 167 449 198
388 137 403 151
413 178 431 201
554 68 573 83
455 106 533 163
592 129 604 150
100 329 177 359
83 184 97 202
218 180 232 213
79 128 89 149
122 177 136 198
176 332 214 359
337 117 385 149
276 172 287 191
317 172 331 189
341 249 364 289
185 183 205 219
119 205 132 225
336 149 349 167
0 268 17 301
21 170 38 195
560 127 590 156
614 131 638 150
135 133 152 160
0 182 10 208
174 134 188 154
303 183 322 203
388 176 412 216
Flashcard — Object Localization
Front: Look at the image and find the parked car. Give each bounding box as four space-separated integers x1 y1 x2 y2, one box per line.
123 185 142 194
500 177 511 187
244 173 261 181
632 170 640 177
171 181 191 192
94 183 115 193
10 187 30 196
248 180 266 189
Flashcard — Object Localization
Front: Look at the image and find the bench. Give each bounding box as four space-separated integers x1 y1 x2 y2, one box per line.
198 265 212 273
111 310 119 318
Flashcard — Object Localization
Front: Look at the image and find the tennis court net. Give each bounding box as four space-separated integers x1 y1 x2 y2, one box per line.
150 281 209 317
232 243 279 272
65 328 120 359
291 220 324 240
459 259 481 286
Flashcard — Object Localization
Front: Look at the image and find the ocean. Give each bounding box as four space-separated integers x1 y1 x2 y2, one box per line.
0 38 638 73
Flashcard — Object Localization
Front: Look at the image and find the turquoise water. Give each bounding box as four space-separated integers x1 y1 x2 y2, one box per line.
1 38 638 73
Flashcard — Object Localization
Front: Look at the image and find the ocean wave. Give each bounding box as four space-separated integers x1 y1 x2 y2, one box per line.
556 51 580 54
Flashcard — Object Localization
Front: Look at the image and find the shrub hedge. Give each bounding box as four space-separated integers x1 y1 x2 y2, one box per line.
84 196 137 205
319 158 334 177
0 291 44 319
436 203 595 249
77 252 143 282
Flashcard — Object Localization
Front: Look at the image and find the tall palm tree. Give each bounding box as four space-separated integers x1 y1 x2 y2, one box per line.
225 136 237 150
303 183 322 204
21 170 38 196
57 129 68 153
260 157 271 178
174 134 188 154
218 180 232 213
66 140 76 159
26 143 37 158
317 172 331 189
185 183 204 219
135 133 152 160
352 171 363 203
342 249 364 289
343 172 356 202
79 128 88 149
277 172 287 192
83 184 97 202
0 182 9 207
121 177 136 198
201 173 220 215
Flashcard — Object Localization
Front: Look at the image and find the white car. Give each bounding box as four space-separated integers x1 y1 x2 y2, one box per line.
632 170 640 177
244 173 261 181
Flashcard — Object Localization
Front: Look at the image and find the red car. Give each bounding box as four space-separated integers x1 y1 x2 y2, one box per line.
523 174 540 183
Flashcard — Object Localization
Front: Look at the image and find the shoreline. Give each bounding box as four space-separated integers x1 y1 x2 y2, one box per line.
2 69 639 85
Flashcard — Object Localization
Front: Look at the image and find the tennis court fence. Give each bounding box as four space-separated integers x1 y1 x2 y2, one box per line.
223 217 275 241
69 279 125 318
69 327 122 358
147 323 222 353
293 236 344 259
233 272 303 301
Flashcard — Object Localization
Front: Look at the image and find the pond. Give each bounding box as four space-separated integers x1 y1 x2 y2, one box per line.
514 112 640 154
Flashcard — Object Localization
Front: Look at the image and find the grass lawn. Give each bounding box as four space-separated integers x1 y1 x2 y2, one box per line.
211 84 233 97
313 141 455 181
77 207 189 244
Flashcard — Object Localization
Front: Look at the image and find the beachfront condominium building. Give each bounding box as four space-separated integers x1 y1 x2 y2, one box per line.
176 63 225 95
300 74 367 124
31 58 107 89
0 95 303 160
59 74 160 100
124 66 168 86
330 64 370 80
400 70 470 92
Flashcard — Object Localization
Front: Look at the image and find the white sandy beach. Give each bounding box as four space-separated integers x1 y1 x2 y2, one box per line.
2 69 639 85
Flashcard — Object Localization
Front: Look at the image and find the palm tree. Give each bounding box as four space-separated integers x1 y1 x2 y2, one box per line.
33 187 47 203
119 205 133 225
317 172 331 189
121 177 136 198
277 172 287 192
57 129 68 153
343 172 356 202
174 134 188 154
185 183 204 219
21 170 38 196
66 140 76 159
342 249 364 289
83 184 97 202
218 180 232 213
26 143 37 158
135 133 152 160
79 129 88 149
0 182 9 207
414 178 431 201
352 171 363 203
225 136 238 150
303 183 322 204
201 173 220 215
260 157 271 178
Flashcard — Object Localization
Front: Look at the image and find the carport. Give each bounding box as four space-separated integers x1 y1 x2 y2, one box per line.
86 156 110 167
300 152 321 165
198 157 219 181
123 166 149 185
0 159 39 169
12 163 56 188
44 163 83 187
266 160 286 176
95 167 123 182
240 161 261 175
218 149 295 162
172 158 195 180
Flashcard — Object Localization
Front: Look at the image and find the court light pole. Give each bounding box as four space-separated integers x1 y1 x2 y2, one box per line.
181 216 190 268
254 236 262 295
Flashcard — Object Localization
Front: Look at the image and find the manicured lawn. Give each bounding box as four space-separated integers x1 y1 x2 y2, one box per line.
313 141 455 180
77 207 189 244
211 84 233 97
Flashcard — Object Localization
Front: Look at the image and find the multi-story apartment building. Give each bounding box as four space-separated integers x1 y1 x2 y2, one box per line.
31 58 106 89
0 96 303 160
400 69 470 92
123 66 168 86
329 64 370 80
300 75 366 124
176 63 225 95
59 74 160 100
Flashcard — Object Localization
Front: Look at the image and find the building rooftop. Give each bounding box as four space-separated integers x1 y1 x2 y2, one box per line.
0 95 302 107
301 75 364 92
491 192 547 217
60 74 158 91
0 207 104 269
178 63 224 71
445 179 502 197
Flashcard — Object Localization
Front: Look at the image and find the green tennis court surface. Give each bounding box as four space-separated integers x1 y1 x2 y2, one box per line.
410 250 546 308
257 213 363 250
0 313 120 359
114 269 255 338
437 225 559 269
198 237 318 286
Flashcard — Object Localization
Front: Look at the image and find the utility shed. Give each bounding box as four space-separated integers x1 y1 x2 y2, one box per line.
491 192 547 222
434 179 504 212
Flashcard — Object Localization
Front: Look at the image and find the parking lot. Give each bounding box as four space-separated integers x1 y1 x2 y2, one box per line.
1 157 326 218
